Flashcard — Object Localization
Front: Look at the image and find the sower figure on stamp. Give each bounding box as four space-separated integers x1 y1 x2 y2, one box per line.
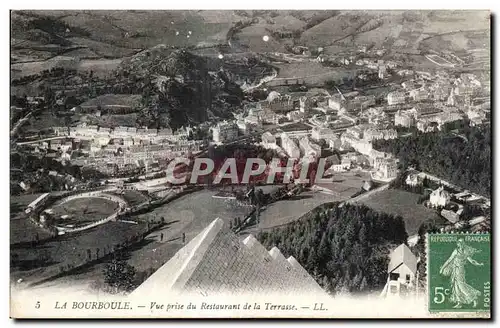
439 239 483 309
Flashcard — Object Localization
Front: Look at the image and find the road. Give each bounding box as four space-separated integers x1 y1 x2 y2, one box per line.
16 136 70 146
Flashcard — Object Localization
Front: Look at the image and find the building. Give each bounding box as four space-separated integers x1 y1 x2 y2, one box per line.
326 135 342 150
298 137 321 158
330 155 351 172
260 110 282 125
394 109 416 128
416 119 439 133
364 128 397 142
435 112 463 127
405 172 423 187
264 94 295 113
441 208 461 224
281 133 300 158
413 104 441 118
380 244 417 298
311 126 335 141
378 65 387 79
261 132 277 149
345 125 366 139
328 96 343 111
25 193 50 214
236 120 250 135
212 121 238 144
299 96 312 113
387 91 406 106
377 158 397 180
429 186 451 208
131 218 328 298
446 89 456 106
244 114 262 127
409 88 429 102
340 132 373 155
52 126 69 136
287 110 305 122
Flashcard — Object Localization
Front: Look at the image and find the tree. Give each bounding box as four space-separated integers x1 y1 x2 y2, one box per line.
103 257 137 294
257 203 409 296
359 276 368 292
317 232 330 264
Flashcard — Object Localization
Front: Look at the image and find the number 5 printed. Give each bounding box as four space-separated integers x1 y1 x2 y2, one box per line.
433 287 450 304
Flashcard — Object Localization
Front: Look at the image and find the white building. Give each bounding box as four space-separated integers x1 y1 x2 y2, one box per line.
429 186 451 208
326 135 342 150
333 156 352 172
387 91 406 106
311 126 335 141
409 88 429 102
244 114 262 127
381 244 417 298
237 120 250 135
281 133 300 159
328 96 343 111
394 109 417 128
261 132 277 149
377 158 397 180
299 137 321 158
341 132 373 155
405 172 423 187
287 110 304 122
212 121 238 144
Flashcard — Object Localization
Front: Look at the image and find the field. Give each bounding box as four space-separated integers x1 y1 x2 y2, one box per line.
11 57 122 79
254 171 369 231
316 170 372 196
425 54 454 67
79 94 142 109
49 197 119 226
11 217 54 246
271 62 358 86
136 189 252 241
34 188 254 288
356 189 447 235
10 193 45 218
80 113 138 128
11 193 52 244
256 190 334 230
11 221 147 285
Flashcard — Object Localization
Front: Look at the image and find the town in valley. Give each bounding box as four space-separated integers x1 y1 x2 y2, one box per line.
10 10 491 314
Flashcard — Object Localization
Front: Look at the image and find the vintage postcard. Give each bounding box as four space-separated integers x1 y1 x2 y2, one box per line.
9 9 491 319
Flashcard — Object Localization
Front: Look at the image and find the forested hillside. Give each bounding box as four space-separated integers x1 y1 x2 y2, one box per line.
373 126 491 197
258 203 408 295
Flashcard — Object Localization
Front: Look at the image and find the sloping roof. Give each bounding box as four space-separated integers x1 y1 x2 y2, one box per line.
132 218 327 298
388 244 417 275
131 218 224 296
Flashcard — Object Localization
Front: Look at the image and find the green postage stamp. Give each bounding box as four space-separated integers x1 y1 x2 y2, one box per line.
427 233 491 312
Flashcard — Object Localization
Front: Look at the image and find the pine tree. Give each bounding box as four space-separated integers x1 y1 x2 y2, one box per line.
317 232 330 264
306 248 318 271
359 276 368 292
103 258 137 294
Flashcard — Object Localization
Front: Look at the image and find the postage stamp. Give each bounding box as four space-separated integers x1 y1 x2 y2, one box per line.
427 233 491 312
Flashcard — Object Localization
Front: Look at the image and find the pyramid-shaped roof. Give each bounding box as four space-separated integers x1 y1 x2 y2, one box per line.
388 244 418 274
132 218 328 298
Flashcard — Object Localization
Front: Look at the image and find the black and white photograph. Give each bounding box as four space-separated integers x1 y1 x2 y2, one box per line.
8 8 491 319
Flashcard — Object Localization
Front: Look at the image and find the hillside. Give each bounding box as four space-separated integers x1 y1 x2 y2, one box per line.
116 47 275 129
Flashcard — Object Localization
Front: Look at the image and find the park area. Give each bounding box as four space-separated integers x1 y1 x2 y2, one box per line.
50 197 119 227
256 190 334 230
355 189 447 235
32 188 255 289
